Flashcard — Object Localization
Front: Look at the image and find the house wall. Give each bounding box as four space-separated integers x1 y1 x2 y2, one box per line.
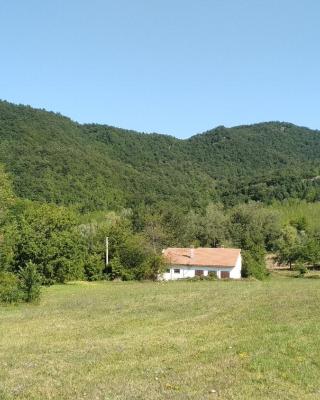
162 258 242 280
230 254 242 279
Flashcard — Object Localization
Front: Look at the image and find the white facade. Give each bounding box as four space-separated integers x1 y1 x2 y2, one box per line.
162 254 242 280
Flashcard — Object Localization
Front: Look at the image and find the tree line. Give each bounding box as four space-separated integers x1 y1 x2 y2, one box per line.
1 165 320 303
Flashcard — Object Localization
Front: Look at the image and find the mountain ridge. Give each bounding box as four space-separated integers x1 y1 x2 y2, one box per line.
0 99 319 211
2 98 319 139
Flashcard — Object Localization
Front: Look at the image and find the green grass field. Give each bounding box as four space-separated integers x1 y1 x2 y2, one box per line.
1 275 320 400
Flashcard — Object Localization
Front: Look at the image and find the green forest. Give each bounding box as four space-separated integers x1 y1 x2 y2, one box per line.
0 100 320 302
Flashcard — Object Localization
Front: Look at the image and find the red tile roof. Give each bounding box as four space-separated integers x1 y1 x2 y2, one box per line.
163 247 241 268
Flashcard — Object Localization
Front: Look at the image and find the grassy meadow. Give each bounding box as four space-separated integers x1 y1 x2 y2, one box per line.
1 275 320 400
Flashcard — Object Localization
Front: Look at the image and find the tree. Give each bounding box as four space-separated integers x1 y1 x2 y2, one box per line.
299 236 320 269
198 203 228 247
143 212 167 252
0 165 15 218
0 271 20 303
242 246 268 280
229 203 275 279
290 216 308 232
0 165 17 271
275 226 301 269
8 202 87 284
140 254 167 281
19 261 41 302
229 202 281 252
109 255 127 280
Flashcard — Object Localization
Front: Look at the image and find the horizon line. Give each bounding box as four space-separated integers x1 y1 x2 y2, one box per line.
1 98 318 140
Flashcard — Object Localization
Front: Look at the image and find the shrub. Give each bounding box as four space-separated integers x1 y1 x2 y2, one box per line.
0 272 21 303
140 255 167 281
19 261 41 303
207 271 218 280
242 248 268 280
184 272 218 282
295 262 307 277
108 255 135 280
84 254 105 281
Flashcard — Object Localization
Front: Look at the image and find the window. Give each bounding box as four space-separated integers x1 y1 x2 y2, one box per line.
220 271 230 279
174 268 180 274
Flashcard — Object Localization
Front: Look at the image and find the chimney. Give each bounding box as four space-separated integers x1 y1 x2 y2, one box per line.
190 247 194 259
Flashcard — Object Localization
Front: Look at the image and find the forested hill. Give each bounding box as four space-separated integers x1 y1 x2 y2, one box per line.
0 100 320 211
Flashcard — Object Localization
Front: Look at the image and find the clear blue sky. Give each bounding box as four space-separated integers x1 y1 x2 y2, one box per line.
1 0 320 138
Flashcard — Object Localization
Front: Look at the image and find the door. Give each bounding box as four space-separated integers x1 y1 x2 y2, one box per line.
220 271 230 279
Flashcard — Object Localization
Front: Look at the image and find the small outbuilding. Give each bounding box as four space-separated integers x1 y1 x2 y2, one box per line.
162 247 242 280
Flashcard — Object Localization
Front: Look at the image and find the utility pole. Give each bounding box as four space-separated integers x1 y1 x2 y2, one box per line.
105 236 109 267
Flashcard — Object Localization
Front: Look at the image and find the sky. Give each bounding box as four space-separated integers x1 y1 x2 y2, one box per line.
1 0 320 138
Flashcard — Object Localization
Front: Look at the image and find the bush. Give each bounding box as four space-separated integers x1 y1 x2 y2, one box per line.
183 272 218 282
207 271 218 280
108 256 135 281
295 262 307 277
140 255 167 281
242 249 268 280
19 261 41 303
84 254 105 281
0 272 21 303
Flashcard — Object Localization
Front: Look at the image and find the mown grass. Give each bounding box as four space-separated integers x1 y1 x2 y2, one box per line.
1 277 320 400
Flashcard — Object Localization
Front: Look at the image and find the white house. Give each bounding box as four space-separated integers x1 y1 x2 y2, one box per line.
162 247 242 280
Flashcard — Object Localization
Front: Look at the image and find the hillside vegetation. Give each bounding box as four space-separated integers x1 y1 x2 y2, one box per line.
0 100 320 289
271 200 320 232
1 100 320 211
